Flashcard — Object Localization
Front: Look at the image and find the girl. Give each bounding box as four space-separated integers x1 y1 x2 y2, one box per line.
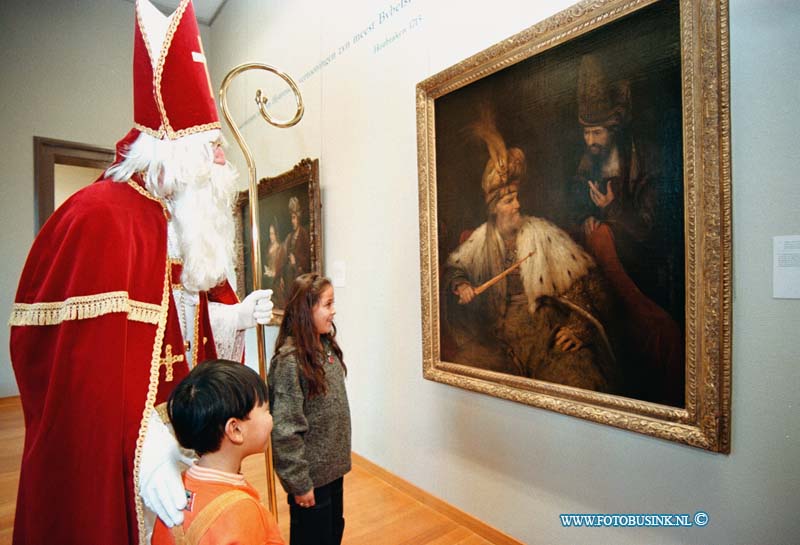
269 273 351 545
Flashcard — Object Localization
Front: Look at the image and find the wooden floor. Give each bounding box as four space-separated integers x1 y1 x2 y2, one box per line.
0 397 498 545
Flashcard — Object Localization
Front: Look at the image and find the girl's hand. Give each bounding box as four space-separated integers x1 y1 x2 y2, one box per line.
295 489 315 508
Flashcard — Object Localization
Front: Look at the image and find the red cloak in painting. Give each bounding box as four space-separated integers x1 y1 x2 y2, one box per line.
9 176 236 545
586 224 684 406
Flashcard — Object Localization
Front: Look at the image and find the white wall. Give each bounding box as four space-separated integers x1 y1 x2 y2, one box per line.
206 1 800 544
1 1 799 544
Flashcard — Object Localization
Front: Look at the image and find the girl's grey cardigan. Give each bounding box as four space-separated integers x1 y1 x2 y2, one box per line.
268 337 352 496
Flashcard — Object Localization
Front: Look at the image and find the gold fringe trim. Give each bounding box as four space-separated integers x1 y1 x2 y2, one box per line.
9 292 161 327
191 296 201 367
134 254 173 545
167 122 222 140
127 180 167 209
135 1 157 91
133 122 165 140
133 117 220 141
126 180 170 221
152 0 190 138
154 402 170 425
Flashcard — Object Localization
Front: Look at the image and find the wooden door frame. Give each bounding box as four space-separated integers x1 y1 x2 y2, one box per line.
33 137 114 232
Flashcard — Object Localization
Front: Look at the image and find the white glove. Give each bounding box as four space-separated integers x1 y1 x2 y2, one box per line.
139 411 187 528
235 289 274 330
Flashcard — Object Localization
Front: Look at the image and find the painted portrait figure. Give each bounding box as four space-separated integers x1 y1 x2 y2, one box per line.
263 219 286 308
442 110 621 393
281 196 311 293
565 54 684 406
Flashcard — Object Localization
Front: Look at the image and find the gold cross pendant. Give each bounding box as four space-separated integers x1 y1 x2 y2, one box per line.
160 344 185 382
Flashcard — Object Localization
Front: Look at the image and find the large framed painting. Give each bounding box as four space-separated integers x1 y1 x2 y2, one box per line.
234 158 322 323
416 0 731 452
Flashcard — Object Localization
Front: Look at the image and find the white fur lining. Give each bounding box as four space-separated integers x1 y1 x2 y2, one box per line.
447 216 594 313
517 217 594 313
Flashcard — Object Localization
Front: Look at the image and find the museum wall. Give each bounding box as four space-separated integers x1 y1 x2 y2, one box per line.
207 1 800 544
0 1 797 544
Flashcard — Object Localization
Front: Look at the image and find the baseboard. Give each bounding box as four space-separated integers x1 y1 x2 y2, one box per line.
0 396 21 408
351 452 524 545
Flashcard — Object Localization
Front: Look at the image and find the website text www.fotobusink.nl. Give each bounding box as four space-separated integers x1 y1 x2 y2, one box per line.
560 512 709 528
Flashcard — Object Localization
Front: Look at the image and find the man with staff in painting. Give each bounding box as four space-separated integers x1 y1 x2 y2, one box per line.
443 110 621 393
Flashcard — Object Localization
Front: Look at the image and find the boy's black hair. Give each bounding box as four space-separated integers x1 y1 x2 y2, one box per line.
167 359 269 455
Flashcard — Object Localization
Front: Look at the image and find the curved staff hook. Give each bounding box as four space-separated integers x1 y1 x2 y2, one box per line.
219 63 304 518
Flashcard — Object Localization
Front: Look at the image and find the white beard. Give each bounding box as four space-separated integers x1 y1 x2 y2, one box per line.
106 130 239 292
170 160 238 292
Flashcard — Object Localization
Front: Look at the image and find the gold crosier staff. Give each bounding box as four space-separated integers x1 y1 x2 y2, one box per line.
219 64 304 518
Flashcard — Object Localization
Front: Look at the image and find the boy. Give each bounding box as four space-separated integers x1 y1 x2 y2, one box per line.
152 360 284 545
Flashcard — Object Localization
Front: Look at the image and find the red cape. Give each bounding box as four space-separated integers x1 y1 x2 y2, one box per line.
9 178 234 545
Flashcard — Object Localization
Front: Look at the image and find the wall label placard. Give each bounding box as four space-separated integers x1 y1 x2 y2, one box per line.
774 235 800 299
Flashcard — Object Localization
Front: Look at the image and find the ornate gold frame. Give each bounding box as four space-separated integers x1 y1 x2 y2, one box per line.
233 158 322 323
416 0 731 452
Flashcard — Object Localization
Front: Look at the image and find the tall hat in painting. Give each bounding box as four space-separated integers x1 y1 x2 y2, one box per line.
134 0 220 139
470 108 526 211
577 54 630 128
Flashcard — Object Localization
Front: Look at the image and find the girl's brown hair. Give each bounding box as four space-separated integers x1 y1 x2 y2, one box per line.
272 273 345 398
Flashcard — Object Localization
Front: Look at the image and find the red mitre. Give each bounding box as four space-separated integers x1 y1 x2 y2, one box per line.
133 0 220 140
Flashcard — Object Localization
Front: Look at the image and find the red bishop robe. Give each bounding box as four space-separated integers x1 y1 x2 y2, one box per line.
9 176 238 545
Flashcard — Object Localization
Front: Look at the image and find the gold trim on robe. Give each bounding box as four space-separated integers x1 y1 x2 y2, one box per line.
9 292 162 327
133 254 173 545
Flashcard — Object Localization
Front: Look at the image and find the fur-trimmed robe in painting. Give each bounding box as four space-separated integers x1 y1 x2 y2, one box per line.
443 215 621 393
9 178 240 545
